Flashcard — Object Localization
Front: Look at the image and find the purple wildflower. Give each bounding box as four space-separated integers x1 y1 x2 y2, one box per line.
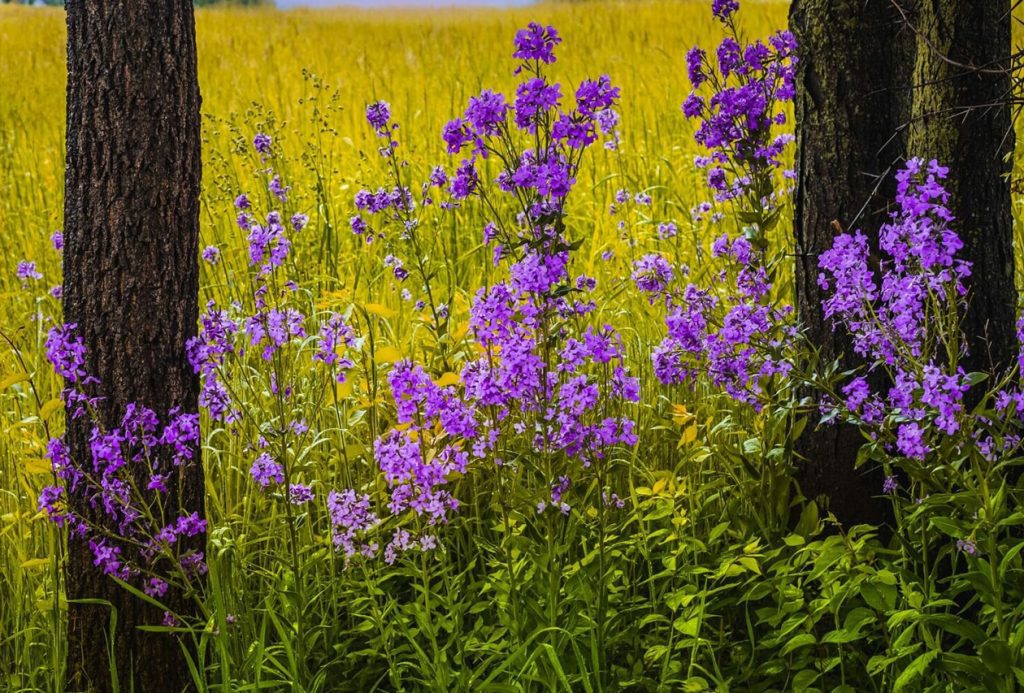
268 175 289 202
289 483 314 505
365 100 391 134
327 488 379 557
16 260 42 284
632 254 674 297
513 23 561 66
46 324 89 383
253 133 271 156
712 0 740 21
250 453 284 488
882 475 898 495
202 246 220 264
956 539 977 556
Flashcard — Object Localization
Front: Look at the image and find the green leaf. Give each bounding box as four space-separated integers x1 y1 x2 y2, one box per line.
893 650 939 692
795 501 819 537
0 372 29 391
541 643 574 692
924 614 987 645
980 639 1013 675
791 669 819 689
963 371 989 386
929 516 962 538
998 539 1024 580
1013 667 1024 687
643 645 668 665
673 615 700 638
781 633 816 655
821 629 864 645
738 557 761 575
861 582 896 613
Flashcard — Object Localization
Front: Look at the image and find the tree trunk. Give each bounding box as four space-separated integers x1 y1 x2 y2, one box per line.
906 0 1017 375
63 2 202 691
789 0 911 527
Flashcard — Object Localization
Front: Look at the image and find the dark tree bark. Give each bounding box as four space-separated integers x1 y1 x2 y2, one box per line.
789 0 911 527
791 0 1017 525
63 2 202 691
906 0 1017 375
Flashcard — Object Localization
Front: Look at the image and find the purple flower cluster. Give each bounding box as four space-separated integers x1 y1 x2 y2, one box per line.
650 235 794 408
442 28 636 502
354 187 414 217
245 210 294 278
956 538 977 556
331 24 639 557
820 159 969 367
187 301 239 422
37 381 207 592
313 313 357 381
327 489 379 558
632 254 675 299
245 308 307 361
202 245 221 265
377 361 474 526
817 159 997 462
818 160 966 459
513 23 561 68
456 283 641 513
289 483 314 505
365 100 391 135
442 26 619 215
657 222 679 240
251 452 285 487
351 101 458 303
45 324 89 384
882 475 898 495
188 141 352 433
16 260 42 286
683 1 796 206
253 133 272 156
712 0 739 21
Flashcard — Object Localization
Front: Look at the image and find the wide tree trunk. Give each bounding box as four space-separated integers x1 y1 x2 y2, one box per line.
789 0 911 527
63 2 202 691
906 0 1017 375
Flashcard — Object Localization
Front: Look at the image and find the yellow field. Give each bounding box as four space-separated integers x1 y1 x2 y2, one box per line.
0 1 790 284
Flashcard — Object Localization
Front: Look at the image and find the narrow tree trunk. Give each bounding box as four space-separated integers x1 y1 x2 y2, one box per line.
907 0 1017 375
63 2 202 691
789 0 910 527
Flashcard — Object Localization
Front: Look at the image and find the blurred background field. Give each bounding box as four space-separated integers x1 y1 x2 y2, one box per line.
0 1 791 286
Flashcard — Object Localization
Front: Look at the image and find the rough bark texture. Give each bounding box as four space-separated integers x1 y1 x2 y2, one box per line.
907 0 1017 375
789 0 910 527
63 2 202 691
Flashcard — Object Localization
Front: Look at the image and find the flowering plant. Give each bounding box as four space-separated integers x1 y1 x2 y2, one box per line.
683 0 796 251
40 324 208 622
644 0 798 417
